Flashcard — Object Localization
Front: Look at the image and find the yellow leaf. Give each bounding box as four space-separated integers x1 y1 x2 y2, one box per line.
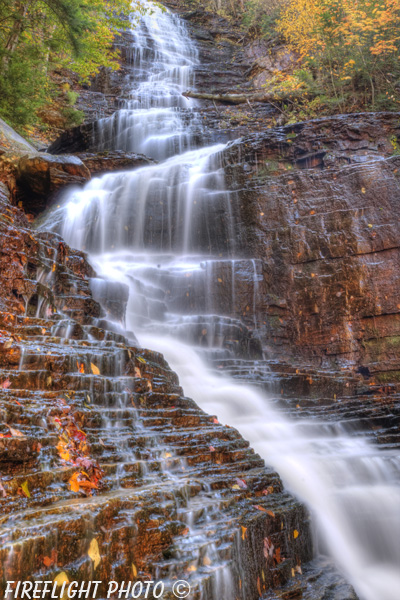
91 363 100 375
232 484 241 490
187 564 197 573
137 356 146 364
21 480 30 498
361 187 366 193
88 538 101 569
132 563 137 578
241 526 247 540
54 572 69 587
293 529 299 539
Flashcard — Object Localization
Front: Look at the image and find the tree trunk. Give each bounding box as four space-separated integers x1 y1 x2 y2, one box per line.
1 1 30 72
182 89 304 105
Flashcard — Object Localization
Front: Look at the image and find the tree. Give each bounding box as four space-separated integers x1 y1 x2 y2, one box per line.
0 0 146 127
276 0 400 109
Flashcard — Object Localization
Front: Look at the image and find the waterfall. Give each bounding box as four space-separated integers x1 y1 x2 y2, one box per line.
42 2 400 599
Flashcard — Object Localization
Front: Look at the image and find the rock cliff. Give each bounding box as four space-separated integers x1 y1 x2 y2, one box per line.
221 113 400 381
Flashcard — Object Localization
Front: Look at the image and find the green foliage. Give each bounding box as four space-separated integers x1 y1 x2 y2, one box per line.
390 135 400 155
242 0 285 37
0 0 147 130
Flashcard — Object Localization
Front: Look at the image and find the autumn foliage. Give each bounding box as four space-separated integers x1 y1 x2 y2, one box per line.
276 0 400 112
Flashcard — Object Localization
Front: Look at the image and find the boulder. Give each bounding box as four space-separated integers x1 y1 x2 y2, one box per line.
17 153 91 215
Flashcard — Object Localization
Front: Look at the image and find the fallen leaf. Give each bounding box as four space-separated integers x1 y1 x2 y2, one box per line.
293 529 299 539
69 473 80 493
8 426 24 437
203 556 211 566
241 526 247 540
257 576 262 596
263 537 274 559
90 363 100 375
0 480 7 497
267 510 275 518
254 505 267 512
1 378 11 389
54 572 69 587
21 480 30 498
236 478 247 489
132 563 137 578
88 538 101 569
137 356 146 364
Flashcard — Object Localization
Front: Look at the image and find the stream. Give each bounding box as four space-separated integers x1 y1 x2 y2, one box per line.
42 2 400 599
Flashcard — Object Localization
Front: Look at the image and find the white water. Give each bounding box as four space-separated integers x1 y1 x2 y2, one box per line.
43 2 400 598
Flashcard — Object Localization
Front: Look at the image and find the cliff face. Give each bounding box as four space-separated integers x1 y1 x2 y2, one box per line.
0 148 312 597
221 113 400 379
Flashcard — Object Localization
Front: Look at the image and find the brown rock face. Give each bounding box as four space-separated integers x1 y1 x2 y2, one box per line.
222 113 400 379
0 167 311 598
17 154 91 216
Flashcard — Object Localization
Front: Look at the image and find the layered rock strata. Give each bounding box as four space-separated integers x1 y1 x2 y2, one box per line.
0 180 312 598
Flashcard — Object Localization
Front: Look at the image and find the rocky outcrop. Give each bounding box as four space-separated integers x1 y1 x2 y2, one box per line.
0 117 37 156
76 150 156 175
0 160 311 598
17 153 91 216
221 112 400 380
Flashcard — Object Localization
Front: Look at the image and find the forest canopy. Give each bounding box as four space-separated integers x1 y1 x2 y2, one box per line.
0 0 145 129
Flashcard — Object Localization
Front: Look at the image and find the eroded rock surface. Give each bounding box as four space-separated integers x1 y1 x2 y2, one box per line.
221 113 400 381
0 175 311 598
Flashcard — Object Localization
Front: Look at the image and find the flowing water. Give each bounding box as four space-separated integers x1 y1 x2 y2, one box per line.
42 2 400 599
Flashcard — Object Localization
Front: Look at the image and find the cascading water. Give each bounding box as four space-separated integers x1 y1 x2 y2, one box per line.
42 2 400 599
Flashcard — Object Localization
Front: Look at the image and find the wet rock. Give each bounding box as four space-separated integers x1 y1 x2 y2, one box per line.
0 187 99 321
76 150 156 176
90 278 130 323
47 121 100 154
0 117 36 156
221 112 400 376
17 153 91 215
0 166 312 598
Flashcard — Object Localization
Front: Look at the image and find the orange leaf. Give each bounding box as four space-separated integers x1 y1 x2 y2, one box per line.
91 363 100 375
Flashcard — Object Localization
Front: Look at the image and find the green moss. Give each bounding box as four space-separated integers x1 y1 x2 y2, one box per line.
375 370 400 383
